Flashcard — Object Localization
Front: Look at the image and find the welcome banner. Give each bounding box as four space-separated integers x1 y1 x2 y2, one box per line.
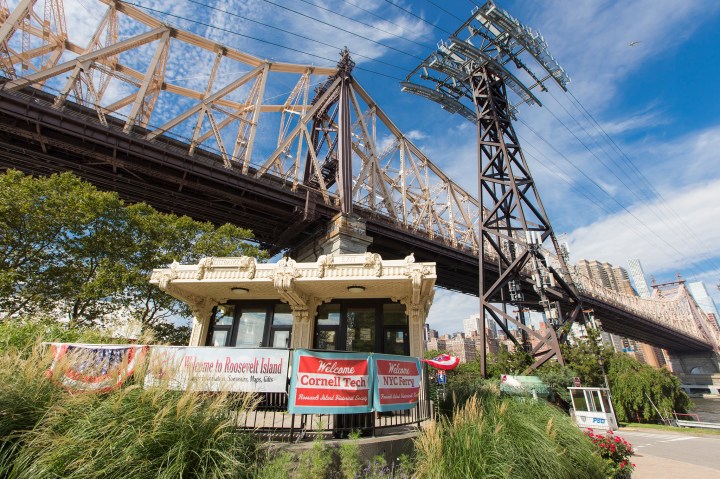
373 354 422 412
144 346 289 393
288 350 372 414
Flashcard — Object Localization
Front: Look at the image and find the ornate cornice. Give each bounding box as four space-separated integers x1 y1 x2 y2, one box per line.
196 257 215 280
158 260 179 291
237 256 257 279
364 252 383 277
316 253 335 278
270 257 307 308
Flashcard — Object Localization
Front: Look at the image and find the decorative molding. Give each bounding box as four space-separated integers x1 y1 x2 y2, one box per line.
271 256 306 308
237 256 257 279
405 261 430 306
158 261 179 291
364 252 383 277
316 253 335 278
196 256 215 280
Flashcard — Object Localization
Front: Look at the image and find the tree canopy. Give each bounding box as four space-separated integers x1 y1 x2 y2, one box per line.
0 170 265 329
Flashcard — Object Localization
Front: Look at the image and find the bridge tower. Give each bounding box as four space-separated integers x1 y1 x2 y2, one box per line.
403 1 584 375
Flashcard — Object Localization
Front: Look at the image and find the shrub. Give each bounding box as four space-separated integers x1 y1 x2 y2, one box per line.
296 434 333 479
338 430 363 479
2 385 258 478
254 450 295 479
414 395 606 479
584 430 635 479
356 454 414 478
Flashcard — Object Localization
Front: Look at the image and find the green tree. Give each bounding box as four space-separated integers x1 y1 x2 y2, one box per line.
537 362 577 406
561 328 613 387
559 328 690 423
485 344 533 378
119 203 265 329
0 170 127 323
0 170 265 329
607 353 691 423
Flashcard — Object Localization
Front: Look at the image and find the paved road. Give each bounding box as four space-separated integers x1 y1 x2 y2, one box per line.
616 428 720 478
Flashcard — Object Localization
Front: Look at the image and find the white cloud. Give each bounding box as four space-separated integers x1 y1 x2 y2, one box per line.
405 129 426 141
532 0 719 109
426 289 478 335
567 177 720 275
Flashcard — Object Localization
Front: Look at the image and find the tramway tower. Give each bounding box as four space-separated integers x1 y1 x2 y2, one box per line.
402 1 583 376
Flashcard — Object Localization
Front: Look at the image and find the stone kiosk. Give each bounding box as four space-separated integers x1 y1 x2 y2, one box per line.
149 253 436 358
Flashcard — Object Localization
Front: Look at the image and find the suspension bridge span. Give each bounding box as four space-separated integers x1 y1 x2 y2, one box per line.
0 0 718 361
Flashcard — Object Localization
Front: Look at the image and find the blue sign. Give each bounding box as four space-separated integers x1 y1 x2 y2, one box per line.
437 371 446 384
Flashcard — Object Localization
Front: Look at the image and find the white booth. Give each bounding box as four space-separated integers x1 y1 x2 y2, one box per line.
569 386 618 430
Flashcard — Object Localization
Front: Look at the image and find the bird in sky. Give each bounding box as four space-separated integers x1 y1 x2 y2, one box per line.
629 41 641 47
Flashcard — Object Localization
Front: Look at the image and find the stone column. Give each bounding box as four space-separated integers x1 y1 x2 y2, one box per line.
295 213 372 262
187 297 217 346
290 306 312 349
408 305 426 357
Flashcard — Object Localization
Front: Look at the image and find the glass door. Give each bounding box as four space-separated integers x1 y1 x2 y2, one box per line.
383 328 409 355
345 306 376 352
314 303 341 350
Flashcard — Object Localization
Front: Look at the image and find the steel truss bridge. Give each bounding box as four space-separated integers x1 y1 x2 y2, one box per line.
1 0 718 355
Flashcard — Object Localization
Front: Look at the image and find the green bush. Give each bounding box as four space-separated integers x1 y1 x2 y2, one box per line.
414 394 606 479
296 434 333 479
1 383 258 478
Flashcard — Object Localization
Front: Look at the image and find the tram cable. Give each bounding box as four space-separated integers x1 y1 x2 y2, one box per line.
296 0 436 51
517 116 712 279
181 0 410 73
125 2 406 81
562 89 720 273
93 2 720 278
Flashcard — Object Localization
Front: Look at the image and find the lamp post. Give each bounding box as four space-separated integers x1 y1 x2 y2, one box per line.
598 355 619 428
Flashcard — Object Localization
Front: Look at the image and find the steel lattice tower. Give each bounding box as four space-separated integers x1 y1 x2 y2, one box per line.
403 1 584 376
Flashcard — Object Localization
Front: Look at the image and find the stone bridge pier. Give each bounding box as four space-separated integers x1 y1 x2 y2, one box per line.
669 351 720 395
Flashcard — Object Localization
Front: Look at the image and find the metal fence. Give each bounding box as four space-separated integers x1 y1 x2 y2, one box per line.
235 363 433 442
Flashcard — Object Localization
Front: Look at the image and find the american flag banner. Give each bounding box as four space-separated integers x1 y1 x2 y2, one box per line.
46 343 147 393
421 353 460 370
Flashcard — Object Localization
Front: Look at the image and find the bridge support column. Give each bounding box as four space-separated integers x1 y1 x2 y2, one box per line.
668 351 720 375
294 213 372 262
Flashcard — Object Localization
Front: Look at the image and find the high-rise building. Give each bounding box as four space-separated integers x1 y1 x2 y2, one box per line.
687 281 720 328
463 314 482 338
627 258 651 298
575 258 662 367
577 259 635 295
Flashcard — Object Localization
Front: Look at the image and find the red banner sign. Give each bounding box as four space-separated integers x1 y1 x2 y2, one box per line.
374 355 421 411
289 350 371 414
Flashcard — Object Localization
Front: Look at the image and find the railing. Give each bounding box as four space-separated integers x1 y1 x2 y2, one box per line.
569 266 719 347
236 364 433 442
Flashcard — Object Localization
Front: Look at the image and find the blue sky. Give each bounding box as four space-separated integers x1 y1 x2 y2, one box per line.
14 0 720 333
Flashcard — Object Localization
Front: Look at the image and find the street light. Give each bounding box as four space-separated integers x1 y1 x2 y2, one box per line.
598 355 619 428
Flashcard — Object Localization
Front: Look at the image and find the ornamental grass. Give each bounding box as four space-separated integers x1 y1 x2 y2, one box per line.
0 336 260 479
0 343 65 467
414 393 606 479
